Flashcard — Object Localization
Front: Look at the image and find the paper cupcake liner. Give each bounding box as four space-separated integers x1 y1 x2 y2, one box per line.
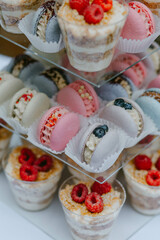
124 114 157 148
18 12 64 53
117 15 160 53
65 118 127 173
0 101 28 135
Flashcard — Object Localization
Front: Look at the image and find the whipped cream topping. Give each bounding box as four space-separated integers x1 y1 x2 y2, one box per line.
40 107 68 145
0 72 16 84
84 133 101 164
37 7 54 41
70 82 95 117
60 182 121 217
130 2 153 37
12 89 36 122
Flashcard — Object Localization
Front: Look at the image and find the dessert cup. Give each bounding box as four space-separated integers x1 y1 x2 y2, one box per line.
3 147 63 211
59 176 126 240
56 0 128 72
123 166 160 215
0 0 44 34
0 126 12 171
66 153 123 183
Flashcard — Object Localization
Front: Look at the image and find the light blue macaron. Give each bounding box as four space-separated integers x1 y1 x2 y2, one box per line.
136 88 160 129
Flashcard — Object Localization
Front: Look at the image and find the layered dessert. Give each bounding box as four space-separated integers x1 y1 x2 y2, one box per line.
56 0 128 72
0 0 44 33
59 176 126 240
66 152 123 183
0 119 12 171
4 145 63 211
123 152 160 215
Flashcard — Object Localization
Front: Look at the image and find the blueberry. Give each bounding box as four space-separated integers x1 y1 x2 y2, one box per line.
100 125 108 132
93 126 107 138
123 102 132 110
114 99 125 107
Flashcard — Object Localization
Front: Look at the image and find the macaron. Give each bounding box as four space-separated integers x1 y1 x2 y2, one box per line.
0 72 24 104
136 88 160 129
32 1 61 43
8 88 50 127
121 1 155 40
96 72 137 101
148 75 160 88
57 80 99 117
31 67 71 97
79 122 118 168
99 98 144 137
6 54 44 81
112 53 147 87
38 106 80 151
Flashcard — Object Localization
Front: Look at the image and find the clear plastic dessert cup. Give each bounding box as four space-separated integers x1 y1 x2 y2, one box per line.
123 166 160 215
55 0 128 72
66 153 123 183
59 176 126 240
0 0 44 34
0 127 12 171
3 149 63 211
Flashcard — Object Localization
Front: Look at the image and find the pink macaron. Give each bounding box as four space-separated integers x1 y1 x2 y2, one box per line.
38 106 80 151
112 53 147 87
148 75 160 88
57 80 99 117
121 1 155 40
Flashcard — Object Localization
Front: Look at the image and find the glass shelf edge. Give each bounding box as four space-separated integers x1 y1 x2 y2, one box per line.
1 123 160 184
1 33 160 88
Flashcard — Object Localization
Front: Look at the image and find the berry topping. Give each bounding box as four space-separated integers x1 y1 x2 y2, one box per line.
85 192 103 213
20 164 38 181
134 154 152 170
155 157 160 171
71 183 88 203
92 0 112 12
69 0 89 15
18 148 36 165
146 170 160 186
114 99 132 110
139 135 154 144
91 176 112 195
83 4 104 24
93 125 108 138
34 155 53 172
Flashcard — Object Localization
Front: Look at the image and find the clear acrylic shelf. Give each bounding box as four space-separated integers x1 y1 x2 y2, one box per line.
1 28 160 87
1 121 160 184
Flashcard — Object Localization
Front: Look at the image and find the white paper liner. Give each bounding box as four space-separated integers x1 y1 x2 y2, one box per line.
65 118 127 173
0 101 28 135
117 15 160 53
18 12 64 53
124 114 158 148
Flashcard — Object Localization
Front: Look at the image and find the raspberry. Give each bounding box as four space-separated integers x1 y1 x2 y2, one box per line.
91 177 111 195
92 0 112 12
20 164 38 181
139 135 154 144
18 148 36 165
146 170 160 186
155 157 160 171
34 155 53 172
69 0 89 15
71 183 88 203
134 154 152 170
83 4 104 24
85 192 103 213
